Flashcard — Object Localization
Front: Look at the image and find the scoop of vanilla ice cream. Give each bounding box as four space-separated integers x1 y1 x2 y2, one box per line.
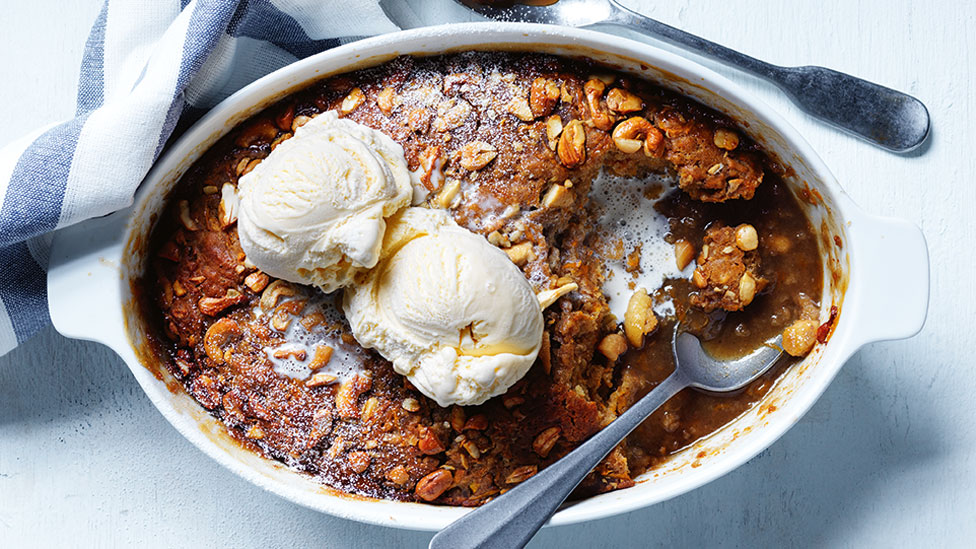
236 110 412 292
343 208 544 407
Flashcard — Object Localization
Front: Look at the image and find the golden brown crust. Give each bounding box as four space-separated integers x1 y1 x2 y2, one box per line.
142 52 817 506
690 224 769 312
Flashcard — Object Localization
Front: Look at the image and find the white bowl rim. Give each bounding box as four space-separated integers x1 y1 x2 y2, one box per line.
46 22 930 531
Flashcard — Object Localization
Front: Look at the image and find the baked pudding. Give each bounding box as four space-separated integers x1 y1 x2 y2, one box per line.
139 52 826 505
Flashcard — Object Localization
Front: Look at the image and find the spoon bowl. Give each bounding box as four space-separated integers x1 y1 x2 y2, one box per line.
676 331 784 392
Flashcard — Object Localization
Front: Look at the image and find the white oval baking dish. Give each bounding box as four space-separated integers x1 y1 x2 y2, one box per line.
47 23 929 531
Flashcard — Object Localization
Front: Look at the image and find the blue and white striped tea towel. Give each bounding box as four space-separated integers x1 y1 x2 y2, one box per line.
0 0 399 356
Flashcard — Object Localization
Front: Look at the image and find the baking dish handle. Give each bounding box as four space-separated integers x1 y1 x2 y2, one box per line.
845 212 929 348
47 208 130 353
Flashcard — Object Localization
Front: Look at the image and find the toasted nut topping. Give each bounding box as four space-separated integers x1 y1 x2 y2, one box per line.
461 439 481 459
291 114 312 131
434 98 473 131
198 289 245 317
735 224 759 251
387 465 410 485
177 200 197 231
204 318 242 363
402 398 421 413
644 126 664 156
245 425 265 439
407 108 432 133
505 465 539 484
243 159 261 176
270 132 292 150
538 281 578 309
347 450 371 474
606 88 643 113
434 179 460 209
340 87 364 114
545 115 564 143
218 183 239 228
506 95 535 122
713 128 740 150
271 298 306 332
557 120 586 168
305 372 338 388
335 373 371 418
559 81 574 103
555 275 574 287
542 183 574 208
611 116 664 157
583 78 614 131
504 242 535 267
783 319 818 356
692 268 707 288
377 87 397 115
418 428 446 455
487 230 510 247
172 280 186 297
598 333 628 362
674 239 695 270
533 426 561 458
235 157 251 176
244 271 270 293
463 414 488 431
459 141 498 171
360 396 380 422
707 163 724 175
624 288 658 347
203 185 219 195
272 348 306 360
450 406 466 432
530 77 560 117
307 345 334 371
417 145 445 192
583 78 605 98
326 436 346 459
739 272 757 305
416 469 453 501
259 280 295 311
612 135 643 154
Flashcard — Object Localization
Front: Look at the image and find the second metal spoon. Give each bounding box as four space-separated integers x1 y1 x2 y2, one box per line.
456 0 930 153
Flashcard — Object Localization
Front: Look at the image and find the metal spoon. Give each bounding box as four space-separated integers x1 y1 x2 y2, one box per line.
429 328 784 549
455 0 930 153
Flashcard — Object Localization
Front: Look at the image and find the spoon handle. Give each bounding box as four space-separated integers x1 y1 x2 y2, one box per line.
429 372 688 549
606 1 929 152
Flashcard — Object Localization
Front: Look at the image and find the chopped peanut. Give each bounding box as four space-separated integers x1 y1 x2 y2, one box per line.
598 333 628 362
783 319 818 356
624 288 658 347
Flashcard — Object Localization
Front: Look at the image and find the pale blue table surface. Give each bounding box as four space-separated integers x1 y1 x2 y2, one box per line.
1 1 970 547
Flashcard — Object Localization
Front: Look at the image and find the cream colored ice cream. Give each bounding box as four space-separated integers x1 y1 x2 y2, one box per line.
236 110 412 292
343 208 544 407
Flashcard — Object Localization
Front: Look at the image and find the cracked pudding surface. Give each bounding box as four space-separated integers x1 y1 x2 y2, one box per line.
139 52 824 505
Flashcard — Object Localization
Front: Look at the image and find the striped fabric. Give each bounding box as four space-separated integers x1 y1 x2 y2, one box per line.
0 0 398 356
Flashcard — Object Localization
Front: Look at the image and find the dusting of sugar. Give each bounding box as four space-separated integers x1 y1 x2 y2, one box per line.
259 291 368 381
590 170 689 321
